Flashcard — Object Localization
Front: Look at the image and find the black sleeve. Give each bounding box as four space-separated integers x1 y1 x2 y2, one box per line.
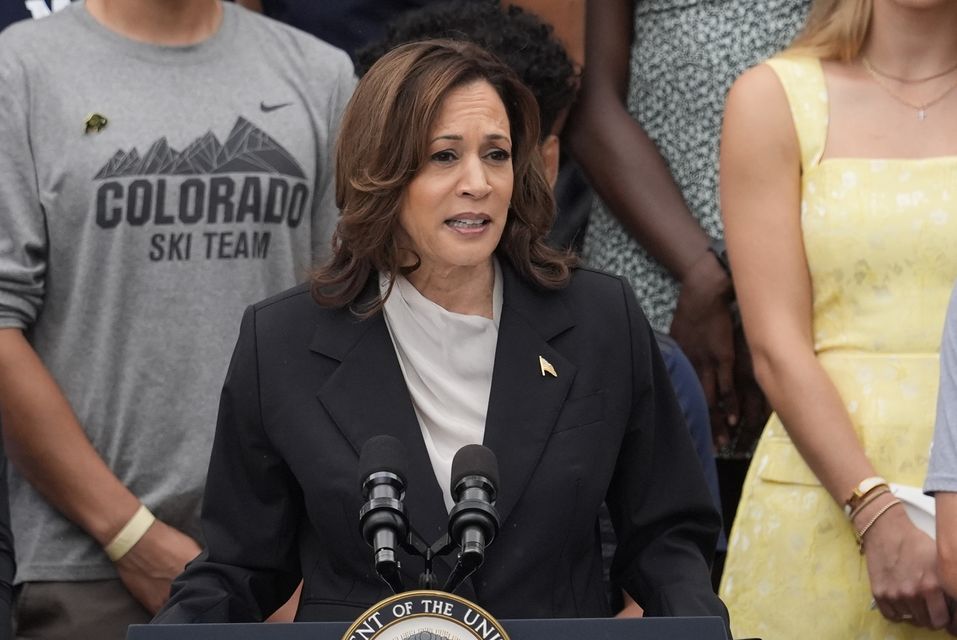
606 278 729 624
154 305 303 623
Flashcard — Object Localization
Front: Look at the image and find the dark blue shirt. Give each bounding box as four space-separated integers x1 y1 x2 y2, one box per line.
0 2 30 32
1 1 77 34
259 0 444 60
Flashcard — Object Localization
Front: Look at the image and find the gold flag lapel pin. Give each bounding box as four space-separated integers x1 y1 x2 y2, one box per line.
84 113 108 134
539 355 557 378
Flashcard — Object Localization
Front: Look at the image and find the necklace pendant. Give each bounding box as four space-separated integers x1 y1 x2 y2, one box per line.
918 109 927 121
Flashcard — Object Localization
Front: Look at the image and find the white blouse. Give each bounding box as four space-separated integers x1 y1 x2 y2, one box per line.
381 260 503 512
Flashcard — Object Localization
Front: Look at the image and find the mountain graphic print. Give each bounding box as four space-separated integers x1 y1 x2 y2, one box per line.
94 117 307 179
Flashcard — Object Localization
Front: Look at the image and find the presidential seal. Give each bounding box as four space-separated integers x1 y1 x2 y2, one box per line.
341 590 510 640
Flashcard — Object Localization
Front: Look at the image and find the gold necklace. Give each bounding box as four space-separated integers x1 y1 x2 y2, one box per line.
862 57 957 121
862 55 957 84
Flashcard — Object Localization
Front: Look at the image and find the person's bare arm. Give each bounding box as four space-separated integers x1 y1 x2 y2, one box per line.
938 494 957 593
565 0 738 441
936 493 957 633
0 328 200 613
504 0 583 69
723 64 949 631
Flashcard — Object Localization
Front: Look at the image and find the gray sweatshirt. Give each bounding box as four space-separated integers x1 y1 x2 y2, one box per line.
927 283 957 494
0 2 355 582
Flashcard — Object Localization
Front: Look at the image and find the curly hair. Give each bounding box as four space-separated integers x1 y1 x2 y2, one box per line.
354 0 578 140
312 39 576 315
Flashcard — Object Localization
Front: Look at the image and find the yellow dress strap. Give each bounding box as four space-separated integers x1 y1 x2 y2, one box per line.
764 56 828 170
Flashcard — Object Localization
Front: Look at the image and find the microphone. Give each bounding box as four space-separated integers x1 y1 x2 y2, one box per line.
445 444 500 591
358 435 409 594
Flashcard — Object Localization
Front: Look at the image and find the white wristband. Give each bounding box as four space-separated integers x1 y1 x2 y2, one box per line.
104 505 156 562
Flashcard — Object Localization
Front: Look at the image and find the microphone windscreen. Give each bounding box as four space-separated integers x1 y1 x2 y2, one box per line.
358 435 409 489
450 444 499 490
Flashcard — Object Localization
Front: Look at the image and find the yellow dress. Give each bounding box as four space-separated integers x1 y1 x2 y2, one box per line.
719 56 957 639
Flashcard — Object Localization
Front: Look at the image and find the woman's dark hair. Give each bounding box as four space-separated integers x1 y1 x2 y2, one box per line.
354 0 579 140
312 39 576 315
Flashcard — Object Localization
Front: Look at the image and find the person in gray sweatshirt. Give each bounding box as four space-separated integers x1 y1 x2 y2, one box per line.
0 0 355 636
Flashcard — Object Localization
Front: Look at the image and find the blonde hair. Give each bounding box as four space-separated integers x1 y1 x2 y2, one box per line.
786 0 872 62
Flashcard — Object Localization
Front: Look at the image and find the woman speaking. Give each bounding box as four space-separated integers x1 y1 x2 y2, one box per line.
154 40 725 624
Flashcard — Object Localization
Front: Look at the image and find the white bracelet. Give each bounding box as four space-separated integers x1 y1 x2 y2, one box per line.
104 504 156 562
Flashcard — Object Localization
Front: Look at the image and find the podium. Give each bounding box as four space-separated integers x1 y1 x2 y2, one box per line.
130 617 730 640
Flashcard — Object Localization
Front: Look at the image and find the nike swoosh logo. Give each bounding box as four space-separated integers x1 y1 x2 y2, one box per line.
260 101 292 113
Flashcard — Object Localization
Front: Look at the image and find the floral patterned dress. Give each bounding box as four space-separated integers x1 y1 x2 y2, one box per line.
583 0 809 332
719 55 957 639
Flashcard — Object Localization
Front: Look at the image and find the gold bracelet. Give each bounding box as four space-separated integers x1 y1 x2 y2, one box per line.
856 499 902 553
844 476 889 516
849 487 891 522
104 504 156 562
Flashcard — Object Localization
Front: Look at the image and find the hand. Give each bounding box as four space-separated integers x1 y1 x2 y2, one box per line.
860 500 951 631
266 581 302 622
670 251 735 448
728 322 770 454
614 591 644 618
114 519 202 614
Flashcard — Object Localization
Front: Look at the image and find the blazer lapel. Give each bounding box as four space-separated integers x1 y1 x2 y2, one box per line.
483 261 577 527
309 287 454 583
307 264 574 596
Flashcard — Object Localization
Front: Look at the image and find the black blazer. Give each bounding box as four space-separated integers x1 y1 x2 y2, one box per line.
155 262 727 624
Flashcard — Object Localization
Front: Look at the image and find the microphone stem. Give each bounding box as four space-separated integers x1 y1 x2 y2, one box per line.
459 528 485 558
374 547 404 594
